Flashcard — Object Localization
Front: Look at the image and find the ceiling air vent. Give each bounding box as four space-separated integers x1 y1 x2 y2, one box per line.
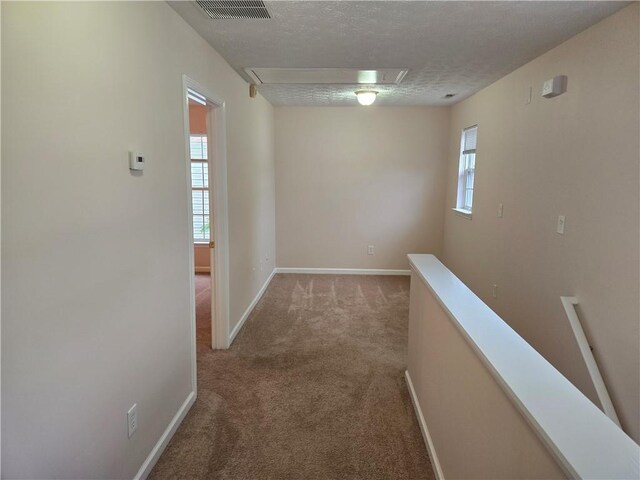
196 0 271 19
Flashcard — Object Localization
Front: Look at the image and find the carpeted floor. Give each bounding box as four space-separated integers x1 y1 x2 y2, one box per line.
194 273 212 350
150 273 433 480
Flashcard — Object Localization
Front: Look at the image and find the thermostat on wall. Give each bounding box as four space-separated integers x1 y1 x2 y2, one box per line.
129 151 145 171
542 75 567 98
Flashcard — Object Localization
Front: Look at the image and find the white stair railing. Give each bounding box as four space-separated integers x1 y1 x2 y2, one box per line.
560 296 621 427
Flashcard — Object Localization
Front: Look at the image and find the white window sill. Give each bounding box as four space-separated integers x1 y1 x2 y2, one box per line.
452 208 472 219
194 241 210 246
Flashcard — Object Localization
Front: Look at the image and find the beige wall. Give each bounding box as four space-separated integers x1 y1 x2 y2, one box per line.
194 244 210 271
407 273 566 479
1 2 275 478
189 102 207 135
275 107 449 270
442 4 639 442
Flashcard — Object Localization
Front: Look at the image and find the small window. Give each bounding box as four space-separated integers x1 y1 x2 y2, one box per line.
455 126 477 215
190 135 210 242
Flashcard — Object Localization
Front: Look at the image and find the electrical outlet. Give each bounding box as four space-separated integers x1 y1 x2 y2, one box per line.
367 245 374 255
492 284 498 299
556 215 566 235
127 404 138 438
497 203 504 218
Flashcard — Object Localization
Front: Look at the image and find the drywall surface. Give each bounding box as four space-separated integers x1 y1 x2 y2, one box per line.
1 2 275 477
194 244 211 271
275 107 449 269
407 271 566 479
189 102 208 135
442 4 639 441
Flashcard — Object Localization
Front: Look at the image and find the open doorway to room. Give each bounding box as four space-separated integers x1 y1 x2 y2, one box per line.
188 96 213 350
183 77 230 371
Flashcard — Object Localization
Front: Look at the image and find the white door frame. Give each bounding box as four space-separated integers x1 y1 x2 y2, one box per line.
181 75 231 388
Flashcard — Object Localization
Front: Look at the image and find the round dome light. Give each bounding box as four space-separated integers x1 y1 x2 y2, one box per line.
355 90 378 106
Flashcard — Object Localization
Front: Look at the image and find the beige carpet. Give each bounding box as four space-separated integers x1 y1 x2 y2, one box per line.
150 273 433 480
194 273 212 350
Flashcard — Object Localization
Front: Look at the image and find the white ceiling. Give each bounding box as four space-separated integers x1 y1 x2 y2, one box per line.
169 1 629 106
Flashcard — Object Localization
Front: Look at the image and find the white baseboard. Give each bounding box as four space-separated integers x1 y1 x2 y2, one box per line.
194 266 210 273
405 370 444 480
228 267 408 345
134 391 196 480
228 268 277 345
274 267 411 276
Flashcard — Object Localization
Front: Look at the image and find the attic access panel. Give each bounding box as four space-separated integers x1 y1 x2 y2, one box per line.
245 68 409 85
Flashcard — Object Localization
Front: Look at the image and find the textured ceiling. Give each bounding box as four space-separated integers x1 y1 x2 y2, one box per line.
169 1 629 106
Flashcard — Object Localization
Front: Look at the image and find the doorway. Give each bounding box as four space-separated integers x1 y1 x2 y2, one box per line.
182 76 230 390
189 97 214 350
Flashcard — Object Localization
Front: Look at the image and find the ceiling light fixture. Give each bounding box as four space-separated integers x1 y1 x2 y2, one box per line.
355 90 378 106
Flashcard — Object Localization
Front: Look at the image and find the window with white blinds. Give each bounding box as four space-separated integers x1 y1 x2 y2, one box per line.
190 135 210 242
456 126 478 213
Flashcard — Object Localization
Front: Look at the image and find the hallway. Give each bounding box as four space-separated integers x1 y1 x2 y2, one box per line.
150 274 433 479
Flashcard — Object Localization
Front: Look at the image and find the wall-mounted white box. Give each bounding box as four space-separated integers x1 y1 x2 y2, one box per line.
542 76 567 98
129 151 145 171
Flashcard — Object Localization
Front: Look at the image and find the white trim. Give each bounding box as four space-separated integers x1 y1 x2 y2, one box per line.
181 79 198 393
182 75 230 352
134 391 196 480
405 371 444 480
456 126 478 213
227 267 411 346
229 268 277 345
407 254 640 480
194 266 210 274
560 296 621 427
209 93 230 351
274 267 411 276
451 208 472 219
187 90 206 105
